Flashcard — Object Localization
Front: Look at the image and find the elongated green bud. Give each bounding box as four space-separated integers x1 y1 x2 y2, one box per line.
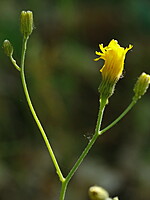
88 186 109 200
3 40 13 57
20 11 33 38
133 72 150 101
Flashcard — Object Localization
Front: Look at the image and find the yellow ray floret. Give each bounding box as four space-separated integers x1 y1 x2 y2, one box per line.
94 39 133 82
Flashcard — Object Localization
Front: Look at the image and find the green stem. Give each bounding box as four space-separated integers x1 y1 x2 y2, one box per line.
59 98 107 200
10 55 21 71
99 99 137 135
59 180 68 200
20 36 65 182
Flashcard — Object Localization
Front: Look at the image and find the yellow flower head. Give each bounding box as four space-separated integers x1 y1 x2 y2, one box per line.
94 39 133 101
94 39 133 82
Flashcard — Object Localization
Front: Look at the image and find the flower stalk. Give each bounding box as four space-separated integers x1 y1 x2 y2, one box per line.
59 98 107 200
19 28 65 183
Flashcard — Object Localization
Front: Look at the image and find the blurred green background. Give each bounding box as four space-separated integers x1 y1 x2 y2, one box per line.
0 0 150 200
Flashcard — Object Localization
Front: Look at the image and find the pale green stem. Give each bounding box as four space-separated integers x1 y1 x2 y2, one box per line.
20 36 65 182
99 99 137 135
59 98 107 200
10 55 21 71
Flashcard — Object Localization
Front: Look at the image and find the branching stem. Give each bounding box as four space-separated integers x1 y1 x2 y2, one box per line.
59 98 107 200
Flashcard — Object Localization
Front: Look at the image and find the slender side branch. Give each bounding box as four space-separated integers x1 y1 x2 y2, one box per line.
10 55 21 71
99 99 137 135
20 36 65 182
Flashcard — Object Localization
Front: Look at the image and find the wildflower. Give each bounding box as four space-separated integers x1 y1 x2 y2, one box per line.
133 72 150 101
3 40 13 57
94 39 132 101
20 11 33 38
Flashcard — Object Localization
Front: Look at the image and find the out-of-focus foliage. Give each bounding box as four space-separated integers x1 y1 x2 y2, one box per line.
0 0 150 200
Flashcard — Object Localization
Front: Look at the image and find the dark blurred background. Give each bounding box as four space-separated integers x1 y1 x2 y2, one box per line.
0 0 150 200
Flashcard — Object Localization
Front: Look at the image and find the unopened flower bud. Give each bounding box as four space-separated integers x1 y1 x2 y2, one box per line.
112 197 119 200
3 40 13 57
20 10 33 38
133 72 150 101
88 186 109 200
